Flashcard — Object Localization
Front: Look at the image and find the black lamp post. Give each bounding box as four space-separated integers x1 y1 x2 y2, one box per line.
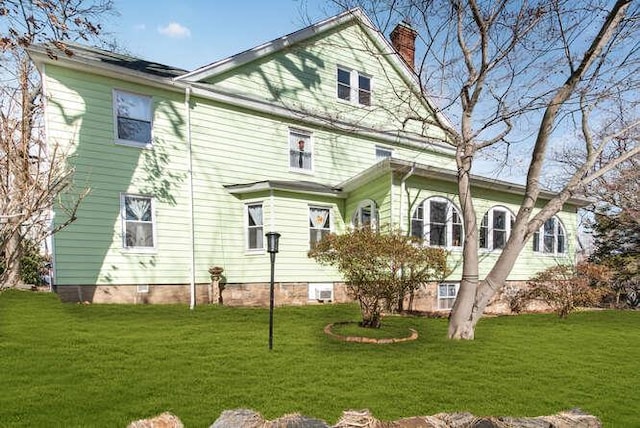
265 231 281 350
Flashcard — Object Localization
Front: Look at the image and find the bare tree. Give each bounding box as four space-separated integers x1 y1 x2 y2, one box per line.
329 0 640 338
0 0 115 288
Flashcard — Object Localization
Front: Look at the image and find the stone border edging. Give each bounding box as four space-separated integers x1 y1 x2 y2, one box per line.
324 321 418 344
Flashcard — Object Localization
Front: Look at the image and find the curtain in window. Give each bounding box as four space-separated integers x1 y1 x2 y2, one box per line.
247 205 264 249
309 208 329 229
309 208 329 247
248 205 263 226
126 197 151 221
125 197 153 248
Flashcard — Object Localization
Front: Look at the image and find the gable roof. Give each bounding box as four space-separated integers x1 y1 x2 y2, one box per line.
177 9 387 82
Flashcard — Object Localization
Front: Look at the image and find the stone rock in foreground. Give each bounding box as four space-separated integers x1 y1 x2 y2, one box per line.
211 408 329 427
127 412 183 428
130 408 602 428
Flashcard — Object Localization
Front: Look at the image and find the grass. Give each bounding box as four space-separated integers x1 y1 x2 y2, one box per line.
1 290 638 427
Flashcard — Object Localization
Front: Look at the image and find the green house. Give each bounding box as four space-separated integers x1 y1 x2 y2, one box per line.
29 8 584 311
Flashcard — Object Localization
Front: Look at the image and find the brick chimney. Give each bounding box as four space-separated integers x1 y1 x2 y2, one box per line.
390 21 418 70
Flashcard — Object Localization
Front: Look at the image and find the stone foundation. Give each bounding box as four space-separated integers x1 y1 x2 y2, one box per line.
55 281 551 314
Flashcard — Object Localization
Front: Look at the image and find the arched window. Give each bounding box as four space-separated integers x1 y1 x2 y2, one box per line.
411 197 463 248
480 206 515 250
352 199 378 230
533 216 566 254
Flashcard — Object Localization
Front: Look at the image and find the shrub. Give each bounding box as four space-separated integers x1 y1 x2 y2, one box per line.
308 229 449 328
0 240 48 286
526 262 610 318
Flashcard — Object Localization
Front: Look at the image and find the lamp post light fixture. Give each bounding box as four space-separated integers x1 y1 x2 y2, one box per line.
265 232 281 350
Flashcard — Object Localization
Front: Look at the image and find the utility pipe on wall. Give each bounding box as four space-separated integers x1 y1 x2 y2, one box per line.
185 87 196 310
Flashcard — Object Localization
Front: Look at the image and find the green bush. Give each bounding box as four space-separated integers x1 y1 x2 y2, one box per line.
308 229 449 327
0 240 48 286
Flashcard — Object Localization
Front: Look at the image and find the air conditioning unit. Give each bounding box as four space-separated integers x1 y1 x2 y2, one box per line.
315 288 333 302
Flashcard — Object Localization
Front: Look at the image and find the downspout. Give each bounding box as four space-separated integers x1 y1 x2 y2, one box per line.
185 86 196 309
399 163 416 234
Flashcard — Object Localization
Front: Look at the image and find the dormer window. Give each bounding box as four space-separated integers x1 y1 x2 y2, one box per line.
337 66 371 106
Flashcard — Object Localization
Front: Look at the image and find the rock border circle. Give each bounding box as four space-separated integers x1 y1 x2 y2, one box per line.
324 321 418 344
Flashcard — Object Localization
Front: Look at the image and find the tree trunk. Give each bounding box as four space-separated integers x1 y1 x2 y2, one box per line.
2 232 23 288
449 141 480 339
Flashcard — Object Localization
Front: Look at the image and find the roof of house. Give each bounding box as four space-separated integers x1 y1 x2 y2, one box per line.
224 158 591 207
28 41 188 79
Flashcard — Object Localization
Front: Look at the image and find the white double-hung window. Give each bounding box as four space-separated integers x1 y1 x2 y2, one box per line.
114 89 152 146
309 206 330 249
289 129 313 171
337 66 371 106
122 194 155 250
246 203 264 251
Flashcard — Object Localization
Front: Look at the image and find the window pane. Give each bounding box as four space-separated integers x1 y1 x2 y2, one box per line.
480 213 488 248
533 231 540 252
430 224 446 246
494 230 506 249
337 68 350 85
337 68 350 101
452 224 462 247
430 201 447 223
358 75 370 91
126 222 153 247
543 235 554 253
544 218 555 234
118 117 151 144
125 196 151 221
116 92 151 121
248 227 263 249
493 210 506 230
411 219 423 239
359 88 371 106
289 132 312 170
557 233 565 253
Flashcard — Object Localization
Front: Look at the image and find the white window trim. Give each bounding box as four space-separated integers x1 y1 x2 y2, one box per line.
120 193 157 253
412 196 464 249
480 206 515 252
288 128 314 174
336 66 372 107
437 282 459 311
351 199 378 231
245 201 265 254
309 205 332 250
375 146 393 161
113 88 153 148
533 216 567 256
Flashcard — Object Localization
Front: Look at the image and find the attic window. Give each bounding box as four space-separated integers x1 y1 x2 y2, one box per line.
337 67 371 106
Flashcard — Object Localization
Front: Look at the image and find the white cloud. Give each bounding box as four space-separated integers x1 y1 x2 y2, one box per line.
157 22 191 39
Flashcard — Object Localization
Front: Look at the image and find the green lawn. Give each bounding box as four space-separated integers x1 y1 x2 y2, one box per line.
1 290 638 427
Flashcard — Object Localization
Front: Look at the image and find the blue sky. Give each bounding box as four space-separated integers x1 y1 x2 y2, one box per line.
109 0 334 70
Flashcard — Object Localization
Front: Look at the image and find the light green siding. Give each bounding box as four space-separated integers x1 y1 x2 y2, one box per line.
204 20 450 158
46 65 193 286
